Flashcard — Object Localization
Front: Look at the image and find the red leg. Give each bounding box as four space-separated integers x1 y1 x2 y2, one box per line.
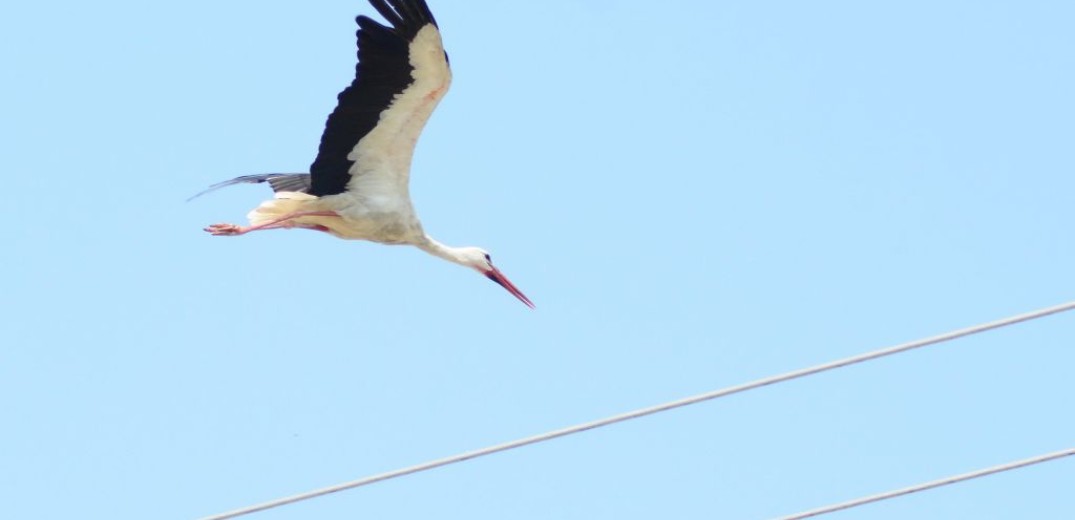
204 211 339 236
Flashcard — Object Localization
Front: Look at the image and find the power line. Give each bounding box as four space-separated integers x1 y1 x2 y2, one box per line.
200 301 1075 520
771 447 1075 520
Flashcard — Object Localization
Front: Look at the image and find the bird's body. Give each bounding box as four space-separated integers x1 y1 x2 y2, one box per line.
198 0 532 307
245 188 424 243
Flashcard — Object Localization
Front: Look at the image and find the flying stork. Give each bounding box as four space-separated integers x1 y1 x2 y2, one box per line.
197 0 533 308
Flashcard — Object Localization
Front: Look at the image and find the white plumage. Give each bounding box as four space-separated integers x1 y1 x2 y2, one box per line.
198 0 532 307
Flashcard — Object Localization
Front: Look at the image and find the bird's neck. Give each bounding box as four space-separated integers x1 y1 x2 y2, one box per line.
416 236 468 266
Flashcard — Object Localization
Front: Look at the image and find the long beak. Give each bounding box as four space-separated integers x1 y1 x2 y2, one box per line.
485 267 535 308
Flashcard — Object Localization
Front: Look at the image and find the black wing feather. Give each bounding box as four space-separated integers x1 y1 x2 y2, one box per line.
307 0 441 197
369 0 406 28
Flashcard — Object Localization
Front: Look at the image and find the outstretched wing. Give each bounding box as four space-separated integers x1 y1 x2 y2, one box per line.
187 173 311 201
308 0 451 198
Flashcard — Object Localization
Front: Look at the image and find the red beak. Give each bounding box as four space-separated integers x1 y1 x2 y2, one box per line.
485 267 534 308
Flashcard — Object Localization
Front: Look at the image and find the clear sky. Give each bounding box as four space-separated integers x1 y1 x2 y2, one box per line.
2 1 1073 519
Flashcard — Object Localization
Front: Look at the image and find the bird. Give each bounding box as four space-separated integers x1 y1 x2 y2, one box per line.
195 0 533 308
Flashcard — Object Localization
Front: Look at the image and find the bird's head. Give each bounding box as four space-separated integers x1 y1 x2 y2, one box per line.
456 247 534 308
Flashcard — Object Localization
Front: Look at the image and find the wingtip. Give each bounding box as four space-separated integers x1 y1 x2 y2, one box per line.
185 174 282 202
362 0 438 32
185 181 234 202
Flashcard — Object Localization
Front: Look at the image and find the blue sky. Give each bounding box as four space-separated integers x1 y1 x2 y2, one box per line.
2 1 1073 519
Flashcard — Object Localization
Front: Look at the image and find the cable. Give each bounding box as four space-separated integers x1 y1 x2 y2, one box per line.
200 301 1075 520
771 447 1075 520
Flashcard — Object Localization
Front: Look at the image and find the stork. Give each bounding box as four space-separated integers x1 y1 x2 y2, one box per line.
196 0 533 308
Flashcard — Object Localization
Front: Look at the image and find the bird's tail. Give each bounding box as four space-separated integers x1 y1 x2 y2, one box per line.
246 191 321 227
187 173 313 201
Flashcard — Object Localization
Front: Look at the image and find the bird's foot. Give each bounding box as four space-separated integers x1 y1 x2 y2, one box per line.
204 223 247 236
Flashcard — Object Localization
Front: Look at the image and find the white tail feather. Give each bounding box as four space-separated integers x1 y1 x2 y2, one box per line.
246 192 319 226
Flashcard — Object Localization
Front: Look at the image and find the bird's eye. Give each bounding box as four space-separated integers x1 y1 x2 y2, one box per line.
484 253 491 262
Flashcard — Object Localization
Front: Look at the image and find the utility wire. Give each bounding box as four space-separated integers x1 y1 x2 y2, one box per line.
771 447 1075 520
200 301 1075 520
